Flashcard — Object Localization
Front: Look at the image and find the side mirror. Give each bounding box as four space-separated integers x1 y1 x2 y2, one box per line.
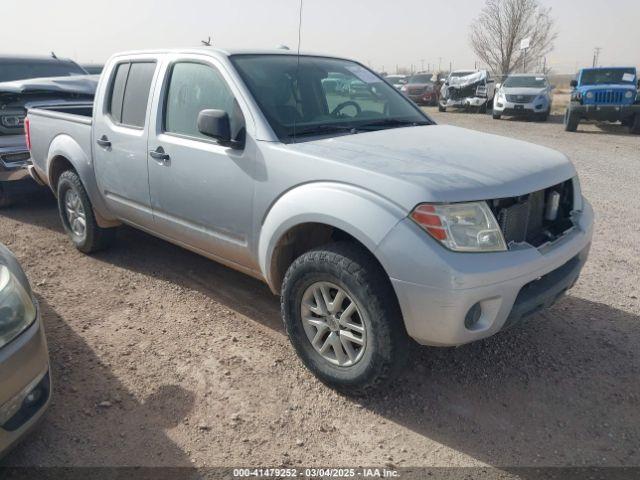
197 109 231 144
495 83 501 90
570 80 578 88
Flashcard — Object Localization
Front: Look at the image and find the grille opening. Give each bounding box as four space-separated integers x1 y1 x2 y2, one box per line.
489 180 574 248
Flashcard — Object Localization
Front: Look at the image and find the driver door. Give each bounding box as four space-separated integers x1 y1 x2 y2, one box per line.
146 57 255 269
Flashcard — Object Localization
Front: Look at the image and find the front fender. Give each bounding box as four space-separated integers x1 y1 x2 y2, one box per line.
258 182 407 291
47 134 118 225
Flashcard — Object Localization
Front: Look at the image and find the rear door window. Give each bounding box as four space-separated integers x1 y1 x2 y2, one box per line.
107 61 156 128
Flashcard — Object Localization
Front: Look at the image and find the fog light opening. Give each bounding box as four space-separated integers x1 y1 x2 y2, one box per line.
464 302 483 330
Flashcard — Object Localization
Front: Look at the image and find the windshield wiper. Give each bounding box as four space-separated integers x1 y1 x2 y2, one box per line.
292 124 360 138
357 119 429 131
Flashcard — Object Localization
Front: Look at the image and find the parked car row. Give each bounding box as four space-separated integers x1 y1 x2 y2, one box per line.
386 65 640 133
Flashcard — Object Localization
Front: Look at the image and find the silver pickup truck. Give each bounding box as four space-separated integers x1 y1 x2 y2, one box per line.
26 48 593 393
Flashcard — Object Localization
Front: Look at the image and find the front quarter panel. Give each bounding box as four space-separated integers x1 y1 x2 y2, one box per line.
259 182 406 292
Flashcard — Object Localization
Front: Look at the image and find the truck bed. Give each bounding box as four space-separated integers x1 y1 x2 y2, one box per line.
26 103 94 186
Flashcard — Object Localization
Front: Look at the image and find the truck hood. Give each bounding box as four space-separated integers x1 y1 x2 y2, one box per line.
291 125 576 204
502 86 547 96
577 83 636 92
0 75 98 97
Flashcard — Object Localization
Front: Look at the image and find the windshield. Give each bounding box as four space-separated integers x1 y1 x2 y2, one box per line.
231 55 429 143
409 74 433 84
580 68 636 86
386 76 406 85
503 76 547 88
0 61 87 83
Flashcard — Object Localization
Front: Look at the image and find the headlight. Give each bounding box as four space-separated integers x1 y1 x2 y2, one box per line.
411 202 507 252
625 91 633 99
0 264 36 349
400 85 408 92
586 91 594 99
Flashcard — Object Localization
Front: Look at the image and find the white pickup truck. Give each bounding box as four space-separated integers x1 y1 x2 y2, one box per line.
26 48 593 393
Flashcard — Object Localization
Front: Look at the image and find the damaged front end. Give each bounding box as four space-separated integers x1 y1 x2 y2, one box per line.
440 70 492 110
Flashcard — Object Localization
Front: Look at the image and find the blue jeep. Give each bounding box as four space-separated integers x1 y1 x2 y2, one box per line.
564 67 640 134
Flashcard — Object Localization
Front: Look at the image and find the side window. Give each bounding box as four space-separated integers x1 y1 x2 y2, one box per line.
106 61 156 128
108 63 130 124
164 62 244 141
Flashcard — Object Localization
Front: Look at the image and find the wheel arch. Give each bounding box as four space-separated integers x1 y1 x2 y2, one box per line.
46 134 120 227
259 182 406 294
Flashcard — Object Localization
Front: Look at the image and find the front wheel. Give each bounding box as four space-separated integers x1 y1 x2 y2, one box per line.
630 114 640 134
492 112 502 120
438 102 447 112
281 242 410 395
57 170 116 253
564 109 579 132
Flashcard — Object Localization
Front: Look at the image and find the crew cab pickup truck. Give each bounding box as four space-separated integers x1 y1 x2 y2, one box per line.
565 67 640 133
26 48 594 393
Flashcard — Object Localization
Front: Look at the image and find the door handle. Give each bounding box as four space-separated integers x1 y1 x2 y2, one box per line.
96 135 111 148
149 147 170 165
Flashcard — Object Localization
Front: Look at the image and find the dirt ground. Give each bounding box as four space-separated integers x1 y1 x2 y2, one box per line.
1 109 639 470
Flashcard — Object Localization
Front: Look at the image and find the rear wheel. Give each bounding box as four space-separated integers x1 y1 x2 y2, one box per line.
281 242 410 395
438 102 446 112
564 109 579 132
492 112 502 120
57 170 116 253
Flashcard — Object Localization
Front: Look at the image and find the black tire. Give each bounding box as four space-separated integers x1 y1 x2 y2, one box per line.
57 170 116 253
492 112 502 120
630 114 640 134
479 102 487 114
281 242 410 395
438 103 446 112
0 183 13 208
537 110 550 122
564 109 579 132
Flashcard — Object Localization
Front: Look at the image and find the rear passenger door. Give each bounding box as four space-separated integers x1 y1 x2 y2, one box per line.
93 58 158 229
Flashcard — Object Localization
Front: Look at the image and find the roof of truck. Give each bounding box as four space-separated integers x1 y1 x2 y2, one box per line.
110 47 352 60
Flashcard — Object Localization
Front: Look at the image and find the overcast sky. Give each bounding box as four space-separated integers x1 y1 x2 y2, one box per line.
3 0 639 73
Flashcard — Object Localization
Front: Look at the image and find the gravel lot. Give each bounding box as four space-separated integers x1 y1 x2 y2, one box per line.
1 109 639 470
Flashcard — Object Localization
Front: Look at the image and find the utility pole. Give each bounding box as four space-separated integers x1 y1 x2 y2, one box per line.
592 47 602 67
542 56 547 74
438 57 442 72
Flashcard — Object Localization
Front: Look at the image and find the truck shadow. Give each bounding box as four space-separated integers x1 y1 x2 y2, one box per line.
3 202 639 472
0 297 196 467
